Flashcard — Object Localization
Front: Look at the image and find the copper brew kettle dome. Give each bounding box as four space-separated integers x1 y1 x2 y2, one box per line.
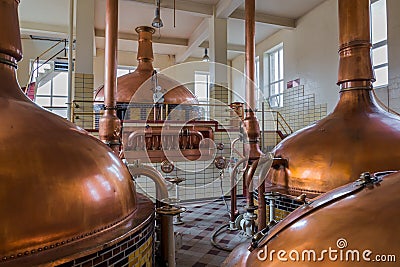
0 0 137 263
266 0 400 197
224 171 400 266
95 26 198 105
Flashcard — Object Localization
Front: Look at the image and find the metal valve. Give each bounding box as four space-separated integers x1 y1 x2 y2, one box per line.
161 160 175 174
214 156 227 169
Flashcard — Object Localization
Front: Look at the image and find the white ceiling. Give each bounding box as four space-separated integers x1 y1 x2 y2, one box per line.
18 0 327 61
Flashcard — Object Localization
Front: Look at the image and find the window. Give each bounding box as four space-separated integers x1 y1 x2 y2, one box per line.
195 72 210 102
265 44 284 108
371 0 388 87
117 66 136 77
32 61 68 118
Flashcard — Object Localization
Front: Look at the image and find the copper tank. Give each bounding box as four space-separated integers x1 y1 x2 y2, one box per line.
223 171 400 266
266 0 400 197
0 0 145 265
94 26 198 105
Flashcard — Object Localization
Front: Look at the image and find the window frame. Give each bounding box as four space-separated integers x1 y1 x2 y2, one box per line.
370 0 388 88
265 44 284 108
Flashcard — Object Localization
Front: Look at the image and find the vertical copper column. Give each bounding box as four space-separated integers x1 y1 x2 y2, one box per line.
243 0 262 161
243 0 266 230
99 0 121 153
337 0 375 90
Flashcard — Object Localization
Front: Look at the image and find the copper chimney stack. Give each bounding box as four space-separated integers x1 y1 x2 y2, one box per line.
94 26 198 105
266 0 400 198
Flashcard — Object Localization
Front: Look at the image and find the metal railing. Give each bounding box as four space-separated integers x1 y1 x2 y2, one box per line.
24 39 71 93
71 100 293 150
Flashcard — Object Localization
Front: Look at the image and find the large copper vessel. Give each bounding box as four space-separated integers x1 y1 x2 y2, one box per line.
0 1 150 265
223 171 400 266
95 26 198 105
267 0 400 197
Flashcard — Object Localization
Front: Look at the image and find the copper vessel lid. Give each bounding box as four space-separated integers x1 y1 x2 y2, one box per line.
95 26 198 105
227 171 400 266
266 0 400 197
0 1 139 263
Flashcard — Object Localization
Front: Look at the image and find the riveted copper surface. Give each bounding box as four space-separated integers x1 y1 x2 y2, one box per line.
0 1 141 264
95 26 198 105
224 171 400 267
266 0 400 197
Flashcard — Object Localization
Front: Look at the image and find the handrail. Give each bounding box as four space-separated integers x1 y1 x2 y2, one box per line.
372 88 400 117
24 39 68 93
273 111 292 135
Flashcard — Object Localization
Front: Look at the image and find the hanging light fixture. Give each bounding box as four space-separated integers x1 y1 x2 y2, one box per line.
202 48 210 62
152 0 163 28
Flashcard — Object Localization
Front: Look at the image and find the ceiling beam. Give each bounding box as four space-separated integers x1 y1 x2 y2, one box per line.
216 0 244 18
200 41 245 53
122 0 212 16
229 9 296 28
175 0 247 63
94 28 188 46
175 18 209 63
124 0 295 28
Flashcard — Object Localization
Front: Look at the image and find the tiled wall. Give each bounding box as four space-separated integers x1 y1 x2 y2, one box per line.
73 73 94 129
254 194 302 223
57 215 154 267
273 85 328 132
210 85 229 104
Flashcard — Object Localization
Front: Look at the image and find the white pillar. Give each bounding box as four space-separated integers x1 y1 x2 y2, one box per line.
209 16 229 104
75 0 94 74
73 0 95 129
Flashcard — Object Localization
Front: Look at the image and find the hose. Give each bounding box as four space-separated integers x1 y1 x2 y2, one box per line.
211 224 235 252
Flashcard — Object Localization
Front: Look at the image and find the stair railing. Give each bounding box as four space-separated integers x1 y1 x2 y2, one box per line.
24 39 69 94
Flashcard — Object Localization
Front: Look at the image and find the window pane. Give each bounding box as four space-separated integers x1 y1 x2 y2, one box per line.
195 73 209 101
117 69 129 77
36 81 51 95
372 45 388 67
374 66 388 87
53 72 68 96
371 0 387 44
36 96 51 106
52 97 68 107
51 109 68 118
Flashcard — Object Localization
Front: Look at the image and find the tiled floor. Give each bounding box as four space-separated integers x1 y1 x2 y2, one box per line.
173 198 250 267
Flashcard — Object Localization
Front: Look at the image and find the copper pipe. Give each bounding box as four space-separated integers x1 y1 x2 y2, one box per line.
245 0 256 112
230 157 248 225
337 0 375 89
243 0 262 161
257 180 266 230
244 159 259 207
99 0 121 153
128 164 175 267
243 0 262 219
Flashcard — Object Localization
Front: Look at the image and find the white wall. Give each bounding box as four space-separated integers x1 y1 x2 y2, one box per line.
232 0 340 112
